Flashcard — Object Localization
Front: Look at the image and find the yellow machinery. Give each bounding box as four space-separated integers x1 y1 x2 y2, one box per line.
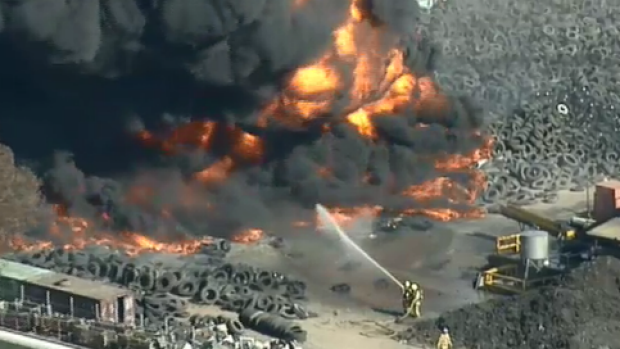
479 184 620 294
477 205 575 294
494 204 580 255
478 264 561 294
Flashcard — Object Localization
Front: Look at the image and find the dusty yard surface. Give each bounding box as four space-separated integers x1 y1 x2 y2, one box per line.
198 189 593 349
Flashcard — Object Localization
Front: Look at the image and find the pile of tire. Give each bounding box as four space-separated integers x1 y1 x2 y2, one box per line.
478 84 620 207
4 240 310 330
239 308 307 343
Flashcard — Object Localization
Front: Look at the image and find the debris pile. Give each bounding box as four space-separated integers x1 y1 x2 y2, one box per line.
398 256 620 349
0 298 301 349
5 245 311 343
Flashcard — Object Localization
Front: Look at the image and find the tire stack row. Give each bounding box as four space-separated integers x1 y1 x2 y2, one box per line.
4 242 310 331
478 84 620 206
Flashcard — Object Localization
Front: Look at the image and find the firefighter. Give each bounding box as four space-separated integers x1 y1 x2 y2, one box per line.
436 326 453 349
402 280 423 318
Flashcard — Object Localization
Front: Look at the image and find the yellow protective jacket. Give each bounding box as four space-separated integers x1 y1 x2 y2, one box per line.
404 287 422 303
437 333 452 349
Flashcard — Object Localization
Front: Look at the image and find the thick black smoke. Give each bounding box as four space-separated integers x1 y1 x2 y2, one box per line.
0 0 485 240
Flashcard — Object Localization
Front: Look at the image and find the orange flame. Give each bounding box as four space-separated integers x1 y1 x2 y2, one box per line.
5 0 495 255
3 203 267 255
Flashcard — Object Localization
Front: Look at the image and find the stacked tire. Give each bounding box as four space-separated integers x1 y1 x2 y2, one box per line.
479 84 620 206
6 242 310 332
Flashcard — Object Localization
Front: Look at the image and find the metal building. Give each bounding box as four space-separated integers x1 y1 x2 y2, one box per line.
0 259 134 326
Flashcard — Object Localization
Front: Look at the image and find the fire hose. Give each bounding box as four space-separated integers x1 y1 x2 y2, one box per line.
315 204 404 290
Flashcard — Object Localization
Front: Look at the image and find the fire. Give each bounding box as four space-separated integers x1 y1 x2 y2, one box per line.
132 0 490 226
4 0 494 255
3 203 267 256
231 229 264 244
2 205 213 256
290 64 341 97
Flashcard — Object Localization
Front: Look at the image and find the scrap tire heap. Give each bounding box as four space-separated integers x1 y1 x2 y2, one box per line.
397 256 620 349
5 242 310 334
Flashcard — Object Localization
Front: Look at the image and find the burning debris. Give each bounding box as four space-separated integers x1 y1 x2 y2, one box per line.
0 0 490 252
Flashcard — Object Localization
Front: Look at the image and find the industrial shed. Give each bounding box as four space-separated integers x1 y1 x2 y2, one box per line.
0 259 134 326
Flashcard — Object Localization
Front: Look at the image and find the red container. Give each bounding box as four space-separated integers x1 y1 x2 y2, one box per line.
593 180 620 222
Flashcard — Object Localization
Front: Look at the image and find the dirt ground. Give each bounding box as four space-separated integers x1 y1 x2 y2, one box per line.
212 190 593 349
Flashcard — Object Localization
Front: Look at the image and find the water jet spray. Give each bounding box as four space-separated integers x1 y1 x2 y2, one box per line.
315 204 404 290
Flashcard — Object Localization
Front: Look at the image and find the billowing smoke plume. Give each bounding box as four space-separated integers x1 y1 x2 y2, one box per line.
0 0 486 245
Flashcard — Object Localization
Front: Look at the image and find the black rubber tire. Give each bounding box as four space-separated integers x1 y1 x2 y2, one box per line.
173 277 200 298
138 268 157 291
50 248 71 265
144 294 169 315
86 260 103 279
232 270 253 285
507 190 537 206
234 285 253 298
584 162 598 179
254 295 275 311
217 284 238 304
506 132 528 151
603 151 619 163
165 298 189 312
552 138 568 152
482 184 504 204
68 251 91 266
330 283 351 294
121 263 140 285
285 281 307 300
520 143 539 161
226 319 245 334
28 251 53 268
554 173 573 190
255 271 276 289
517 163 538 183
226 297 253 312
212 269 231 282
529 177 550 191
239 309 308 343
573 148 586 161
107 261 126 282
216 239 232 252
492 139 506 156
198 286 220 305
189 314 203 327
286 324 308 343
155 272 182 293
144 292 172 305
279 304 299 320
558 153 579 168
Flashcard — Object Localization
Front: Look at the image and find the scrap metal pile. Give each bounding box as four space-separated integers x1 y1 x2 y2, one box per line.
4 243 309 343
397 256 620 349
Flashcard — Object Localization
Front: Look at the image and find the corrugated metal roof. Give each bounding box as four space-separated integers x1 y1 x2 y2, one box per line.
0 259 54 282
31 273 131 300
0 259 131 300
587 217 620 241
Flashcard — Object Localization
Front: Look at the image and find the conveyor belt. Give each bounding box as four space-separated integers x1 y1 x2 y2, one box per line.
586 217 620 242
498 205 576 240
